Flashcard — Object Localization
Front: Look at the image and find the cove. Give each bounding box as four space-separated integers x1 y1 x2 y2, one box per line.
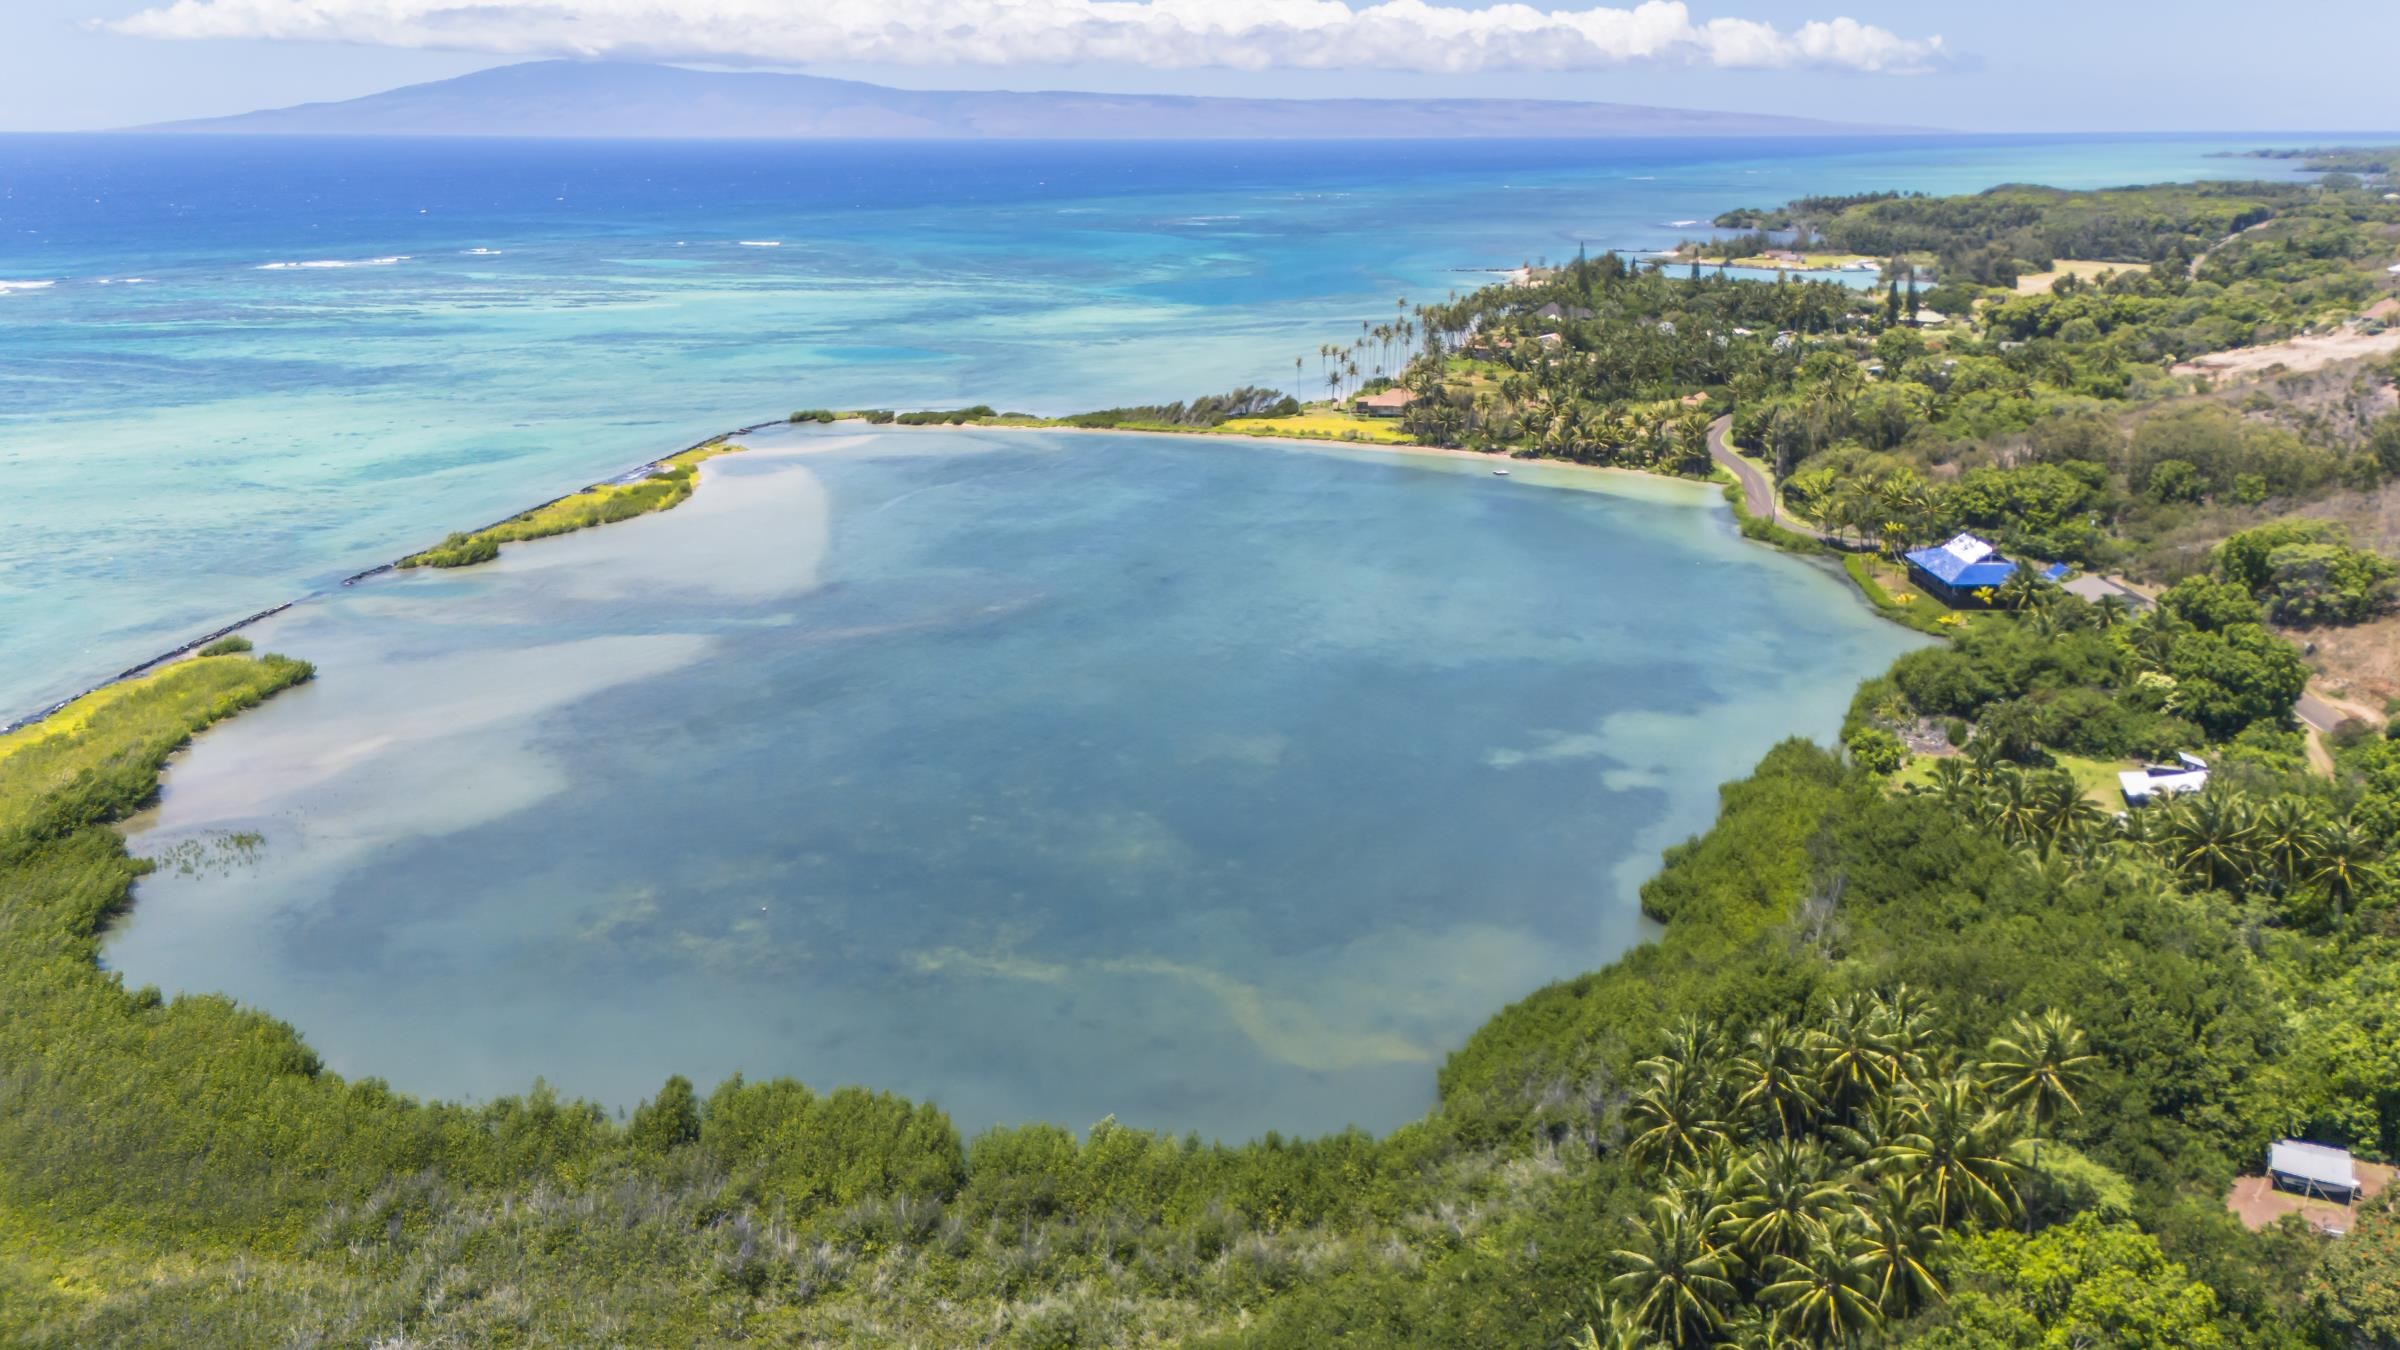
108 427 1924 1141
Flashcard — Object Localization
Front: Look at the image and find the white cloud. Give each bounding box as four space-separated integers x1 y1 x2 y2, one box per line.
107 0 1946 76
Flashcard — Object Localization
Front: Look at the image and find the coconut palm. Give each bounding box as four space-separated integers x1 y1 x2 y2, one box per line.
1979 1010 2098 1203
1626 1060 1731 1176
1663 1137 1747 1238
1758 1228 1885 1345
1875 1077 2024 1230
1729 1015 1824 1140
1606 1195 1740 1348
1810 994 1902 1124
1569 1295 1650 1350
2154 791 2259 893
1644 1014 1725 1077
2305 813 2386 921
1871 985 1940 1080
2026 771 2106 859
1920 756 1977 812
1728 1139 1848 1262
1994 566 2060 615
1852 1176 1945 1316
1975 768 2045 850
2251 795 2323 891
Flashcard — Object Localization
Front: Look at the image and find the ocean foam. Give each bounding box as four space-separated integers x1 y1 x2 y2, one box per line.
257 256 411 271
464 248 502 256
0 279 57 293
737 240 782 248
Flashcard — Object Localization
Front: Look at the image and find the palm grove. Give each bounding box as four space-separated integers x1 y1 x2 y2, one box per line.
7 170 2400 1345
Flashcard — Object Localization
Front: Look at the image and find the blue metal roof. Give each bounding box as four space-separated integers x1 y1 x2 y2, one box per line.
1905 546 2013 588
1904 533 2069 591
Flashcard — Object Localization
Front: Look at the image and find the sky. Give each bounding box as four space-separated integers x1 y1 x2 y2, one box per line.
1 0 2395 135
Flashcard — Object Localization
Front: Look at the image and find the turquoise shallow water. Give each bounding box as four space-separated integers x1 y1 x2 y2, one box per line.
111 427 1924 1138
0 133 2321 718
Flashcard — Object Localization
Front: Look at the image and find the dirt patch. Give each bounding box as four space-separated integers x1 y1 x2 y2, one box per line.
2016 260 2150 295
2174 328 2400 379
2299 614 2400 713
2227 1162 2395 1235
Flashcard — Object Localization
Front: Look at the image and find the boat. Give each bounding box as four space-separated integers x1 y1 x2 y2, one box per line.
1493 468 1510 476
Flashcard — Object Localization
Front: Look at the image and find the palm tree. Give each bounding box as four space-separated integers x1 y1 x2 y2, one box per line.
1759 1228 1885 1345
1811 994 1902 1124
2251 795 2323 892
1852 1176 1944 1316
2026 771 2105 859
1994 567 2057 614
1626 1060 1730 1175
1674 411 1714 475
2305 813 2386 922
1728 1139 1847 1262
1730 1016 1824 1140
2154 791 2259 893
1979 1010 2098 1210
1569 1294 1650 1350
1663 1137 1747 1237
1975 768 2044 850
1875 1077 2024 1230
1920 757 1976 812
1607 1195 1740 1348
1871 985 1939 1081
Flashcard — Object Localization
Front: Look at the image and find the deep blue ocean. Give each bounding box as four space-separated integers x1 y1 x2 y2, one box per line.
0 133 2321 718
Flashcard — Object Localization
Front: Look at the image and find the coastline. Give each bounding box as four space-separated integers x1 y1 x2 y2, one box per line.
4 413 1725 739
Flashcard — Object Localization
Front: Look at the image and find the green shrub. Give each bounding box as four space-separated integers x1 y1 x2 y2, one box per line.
196 635 253 657
1845 726 1907 774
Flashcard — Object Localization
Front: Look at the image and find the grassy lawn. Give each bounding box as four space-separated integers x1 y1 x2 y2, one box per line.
1843 553 1975 637
1893 748 2134 808
2052 752 2139 806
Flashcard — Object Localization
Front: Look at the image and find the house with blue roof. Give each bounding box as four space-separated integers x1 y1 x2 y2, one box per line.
1903 532 2070 607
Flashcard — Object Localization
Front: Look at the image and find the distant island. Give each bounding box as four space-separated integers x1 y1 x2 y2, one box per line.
133 60 1921 140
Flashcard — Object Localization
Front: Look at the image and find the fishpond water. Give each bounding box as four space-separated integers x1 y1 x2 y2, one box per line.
112 427 1923 1138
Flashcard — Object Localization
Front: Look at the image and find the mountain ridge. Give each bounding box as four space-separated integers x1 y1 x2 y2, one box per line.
133 61 1932 140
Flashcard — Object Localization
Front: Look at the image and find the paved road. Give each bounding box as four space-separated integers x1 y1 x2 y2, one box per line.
2296 690 2355 734
1705 414 1775 520
1707 415 1833 541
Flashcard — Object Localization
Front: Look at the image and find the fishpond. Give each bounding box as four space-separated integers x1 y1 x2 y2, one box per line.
111 426 1924 1139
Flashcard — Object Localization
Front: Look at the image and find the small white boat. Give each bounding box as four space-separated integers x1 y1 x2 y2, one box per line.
1493 468 1511 476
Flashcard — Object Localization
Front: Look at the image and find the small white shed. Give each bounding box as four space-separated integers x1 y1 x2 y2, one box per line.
2120 753 2209 805
2270 1140 2363 1202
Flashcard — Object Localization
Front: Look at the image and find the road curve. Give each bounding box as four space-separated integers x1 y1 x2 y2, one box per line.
1706 414 1776 521
1709 414 1833 543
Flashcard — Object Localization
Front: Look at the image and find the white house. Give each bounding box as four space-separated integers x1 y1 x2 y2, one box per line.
2120 753 2209 805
